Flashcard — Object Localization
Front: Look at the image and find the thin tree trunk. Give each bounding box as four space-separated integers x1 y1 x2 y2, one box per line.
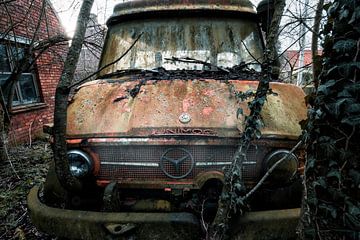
0 103 6 161
53 0 94 191
298 3 324 234
311 0 324 90
296 0 310 86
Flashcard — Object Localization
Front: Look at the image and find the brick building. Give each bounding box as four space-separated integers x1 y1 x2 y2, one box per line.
284 50 322 85
0 0 67 142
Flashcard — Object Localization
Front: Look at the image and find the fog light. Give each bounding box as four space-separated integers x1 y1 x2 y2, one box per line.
68 150 93 178
264 149 298 184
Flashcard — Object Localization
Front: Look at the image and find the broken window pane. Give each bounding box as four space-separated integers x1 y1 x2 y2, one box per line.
0 45 11 72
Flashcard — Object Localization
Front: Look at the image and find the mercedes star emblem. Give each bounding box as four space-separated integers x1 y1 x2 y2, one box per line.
179 113 191 124
160 148 195 179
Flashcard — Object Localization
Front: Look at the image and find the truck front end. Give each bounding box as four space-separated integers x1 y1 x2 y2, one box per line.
28 1 307 239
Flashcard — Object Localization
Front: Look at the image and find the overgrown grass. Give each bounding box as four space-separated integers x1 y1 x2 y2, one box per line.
0 140 53 240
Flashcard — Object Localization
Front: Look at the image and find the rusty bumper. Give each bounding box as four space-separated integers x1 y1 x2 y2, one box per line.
27 186 200 240
28 186 300 240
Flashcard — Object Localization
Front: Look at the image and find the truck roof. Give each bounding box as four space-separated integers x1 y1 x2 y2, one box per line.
108 0 256 25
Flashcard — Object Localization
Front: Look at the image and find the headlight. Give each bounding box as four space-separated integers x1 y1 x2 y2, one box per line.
68 150 93 178
264 149 298 184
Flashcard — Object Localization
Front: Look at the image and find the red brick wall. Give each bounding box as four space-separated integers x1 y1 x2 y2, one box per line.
0 0 68 143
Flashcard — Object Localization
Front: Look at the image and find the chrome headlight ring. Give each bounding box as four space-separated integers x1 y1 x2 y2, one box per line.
67 150 93 178
264 149 299 184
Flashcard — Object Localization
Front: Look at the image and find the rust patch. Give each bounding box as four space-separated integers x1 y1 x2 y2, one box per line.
202 107 214 116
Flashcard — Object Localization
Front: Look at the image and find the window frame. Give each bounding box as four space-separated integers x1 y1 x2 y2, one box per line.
0 38 43 108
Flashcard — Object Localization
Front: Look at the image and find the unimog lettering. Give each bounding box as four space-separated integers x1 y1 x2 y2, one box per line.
152 128 217 136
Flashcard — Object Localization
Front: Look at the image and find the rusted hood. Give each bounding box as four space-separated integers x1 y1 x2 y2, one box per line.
67 79 307 139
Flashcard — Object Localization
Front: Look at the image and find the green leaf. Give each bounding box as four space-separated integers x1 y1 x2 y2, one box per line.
328 2 339 17
327 169 341 181
236 108 243 118
318 80 336 95
306 157 316 172
346 201 360 216
327 66 338 76
236 198 244 207
304 228 316 238
346 103 360 114
234 183 242 191
319 203 337 219
333 39 357 54
254 129 262 139
329 160 338 167
349 169 360 187
258 98 265 105
313 177 327 190
341 114 360 126
338 62 360 78
337 89 352 98
344 212 360 228
349 7 360 24
323 2 331 11
307 197 318 206
345 82 360 94
339 8 350 20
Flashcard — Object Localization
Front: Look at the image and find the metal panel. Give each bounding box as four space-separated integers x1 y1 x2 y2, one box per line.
67 80 307 140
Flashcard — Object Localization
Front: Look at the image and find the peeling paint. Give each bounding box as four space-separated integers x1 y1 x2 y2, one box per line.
67 79 307 139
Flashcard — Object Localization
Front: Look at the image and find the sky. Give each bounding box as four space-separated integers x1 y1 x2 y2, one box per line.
51 0 118 35
50 0 313 51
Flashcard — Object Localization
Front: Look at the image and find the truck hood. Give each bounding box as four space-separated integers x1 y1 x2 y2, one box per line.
67 79 307 139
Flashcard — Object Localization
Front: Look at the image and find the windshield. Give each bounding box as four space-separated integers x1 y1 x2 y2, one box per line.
99 17 263 75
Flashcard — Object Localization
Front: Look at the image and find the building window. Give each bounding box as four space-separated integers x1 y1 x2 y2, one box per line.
0 43 41 106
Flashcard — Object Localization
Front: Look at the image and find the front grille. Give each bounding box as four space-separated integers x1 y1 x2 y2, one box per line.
95 145 268 182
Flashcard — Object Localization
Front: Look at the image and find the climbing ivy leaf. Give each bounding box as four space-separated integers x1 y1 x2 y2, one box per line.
333 39 357 54
236 108 243 119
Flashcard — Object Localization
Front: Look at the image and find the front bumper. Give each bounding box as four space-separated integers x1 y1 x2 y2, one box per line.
28 186 300 240
28 186 200 240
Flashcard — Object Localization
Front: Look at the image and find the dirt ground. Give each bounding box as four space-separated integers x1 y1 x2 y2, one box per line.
0 140 54 240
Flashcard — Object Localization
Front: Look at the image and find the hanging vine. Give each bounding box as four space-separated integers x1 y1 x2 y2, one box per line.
209 1 286 239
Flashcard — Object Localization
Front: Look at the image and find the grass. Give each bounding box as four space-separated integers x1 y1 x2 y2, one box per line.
0 140 54 240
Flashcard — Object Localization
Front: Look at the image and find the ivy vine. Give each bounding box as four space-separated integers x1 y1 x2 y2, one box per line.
302 0 360 239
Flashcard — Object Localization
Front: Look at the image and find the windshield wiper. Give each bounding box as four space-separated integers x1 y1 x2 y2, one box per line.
165 56 230 73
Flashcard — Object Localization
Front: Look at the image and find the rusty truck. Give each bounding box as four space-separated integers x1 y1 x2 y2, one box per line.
28 0 307 239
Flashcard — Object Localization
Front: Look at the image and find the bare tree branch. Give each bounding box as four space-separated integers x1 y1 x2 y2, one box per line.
70 32 143 88
311 0 325 89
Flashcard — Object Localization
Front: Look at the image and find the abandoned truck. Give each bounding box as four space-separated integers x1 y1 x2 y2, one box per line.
28 0 307 239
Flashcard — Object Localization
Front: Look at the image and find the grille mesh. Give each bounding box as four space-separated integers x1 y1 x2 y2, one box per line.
95 145 268 182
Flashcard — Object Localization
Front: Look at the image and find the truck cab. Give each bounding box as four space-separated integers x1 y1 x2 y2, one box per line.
28 1 307 239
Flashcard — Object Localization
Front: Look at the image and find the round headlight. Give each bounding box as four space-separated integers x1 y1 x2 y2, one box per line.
264 149 298 184
67 150 93 178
